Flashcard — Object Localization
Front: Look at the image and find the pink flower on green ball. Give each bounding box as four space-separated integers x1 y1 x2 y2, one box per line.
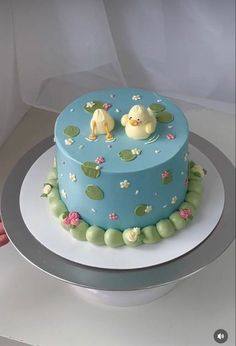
63 212 80 226
179 208 192 220
109 212 118 221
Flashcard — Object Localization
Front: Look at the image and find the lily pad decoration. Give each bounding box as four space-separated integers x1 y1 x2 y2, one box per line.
85 185 104 200
156 111 174 123
84 101 105 114
134 204 148 216
161 170 173 184
119 149 137 161
81 162 101 178
64 125 80 137
149 103 166 114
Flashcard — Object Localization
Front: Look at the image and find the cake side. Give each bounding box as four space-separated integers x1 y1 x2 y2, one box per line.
42 159 206 247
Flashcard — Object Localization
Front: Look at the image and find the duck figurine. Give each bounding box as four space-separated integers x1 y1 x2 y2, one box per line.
89 108 115 141
121 105 157 140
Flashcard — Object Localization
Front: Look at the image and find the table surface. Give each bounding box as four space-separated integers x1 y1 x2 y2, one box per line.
0 103 235 346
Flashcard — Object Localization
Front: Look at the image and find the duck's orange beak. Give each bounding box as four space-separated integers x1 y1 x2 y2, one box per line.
129 119 139 126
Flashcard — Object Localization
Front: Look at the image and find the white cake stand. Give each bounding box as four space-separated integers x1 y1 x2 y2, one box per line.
1 133 235 306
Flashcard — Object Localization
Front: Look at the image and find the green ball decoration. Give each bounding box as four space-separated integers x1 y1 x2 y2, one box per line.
188 171 202 182
142 225 161 244
188 160 196 169
188 180 203 194
47 167 58 180
119 149 137 161
81 162 101 178
169 212 186 231
48 188 60 203
84 101 105 114
70 221 89 241
85 185 104 200
64 125 80 137
156 111 174 123
86 226 105 245
49 199 68 218
156 219 175 238
185 191 201 209
104 228 125 247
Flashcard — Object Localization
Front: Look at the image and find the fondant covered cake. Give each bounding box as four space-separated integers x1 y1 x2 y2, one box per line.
42 88 206 247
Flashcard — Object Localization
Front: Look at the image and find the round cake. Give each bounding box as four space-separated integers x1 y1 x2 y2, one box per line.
42 87 205 247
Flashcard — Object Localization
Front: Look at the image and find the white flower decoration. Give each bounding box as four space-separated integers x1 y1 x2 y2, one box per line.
61 189 67 199
132 95 141 101
184 152 189 161
85 101 95 108
131 148 142 155
65 138 74 145
126 227 141 242
120 179 130 189
145 205 152 213
43 184 52 195
69 173 77 182
171 196 178 204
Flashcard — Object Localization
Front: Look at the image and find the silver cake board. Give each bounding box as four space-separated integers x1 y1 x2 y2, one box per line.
1 133 235 306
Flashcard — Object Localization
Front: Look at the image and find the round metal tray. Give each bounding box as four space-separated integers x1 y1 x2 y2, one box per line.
1 133 235 291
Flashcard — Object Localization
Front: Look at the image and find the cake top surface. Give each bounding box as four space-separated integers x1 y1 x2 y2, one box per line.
55 88 188 173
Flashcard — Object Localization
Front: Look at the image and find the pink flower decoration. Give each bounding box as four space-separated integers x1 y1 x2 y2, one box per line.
166 133 176 140
179 208 192 220
161 170 170 178
103 103 112 110
63 211 80 226
109 212 118 221
95 156 105 165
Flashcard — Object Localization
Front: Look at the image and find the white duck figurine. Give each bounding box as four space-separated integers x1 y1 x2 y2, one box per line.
121 105 157 140
89 108 115 141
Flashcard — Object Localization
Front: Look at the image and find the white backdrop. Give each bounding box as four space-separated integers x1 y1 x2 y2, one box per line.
0 0 235 147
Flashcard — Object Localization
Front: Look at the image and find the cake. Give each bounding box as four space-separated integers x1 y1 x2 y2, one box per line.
42 88 206 247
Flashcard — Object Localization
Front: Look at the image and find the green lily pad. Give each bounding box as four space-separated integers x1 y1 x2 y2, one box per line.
64 125 80 137
119 149 137 161
85 185 104 200
161 171 173 184
134 204 148 216
156 111 174 123
149 103 166 113
84 101 105 113
81 162 101 178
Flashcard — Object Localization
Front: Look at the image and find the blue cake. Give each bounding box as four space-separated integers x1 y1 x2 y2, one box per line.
42 88 206 247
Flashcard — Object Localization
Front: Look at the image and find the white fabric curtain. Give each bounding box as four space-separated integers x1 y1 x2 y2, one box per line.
0 0 28 147
0 0 235 147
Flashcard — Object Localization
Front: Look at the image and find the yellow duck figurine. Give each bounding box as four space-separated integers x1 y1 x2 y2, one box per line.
89 108 115 141
121 105 157 140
